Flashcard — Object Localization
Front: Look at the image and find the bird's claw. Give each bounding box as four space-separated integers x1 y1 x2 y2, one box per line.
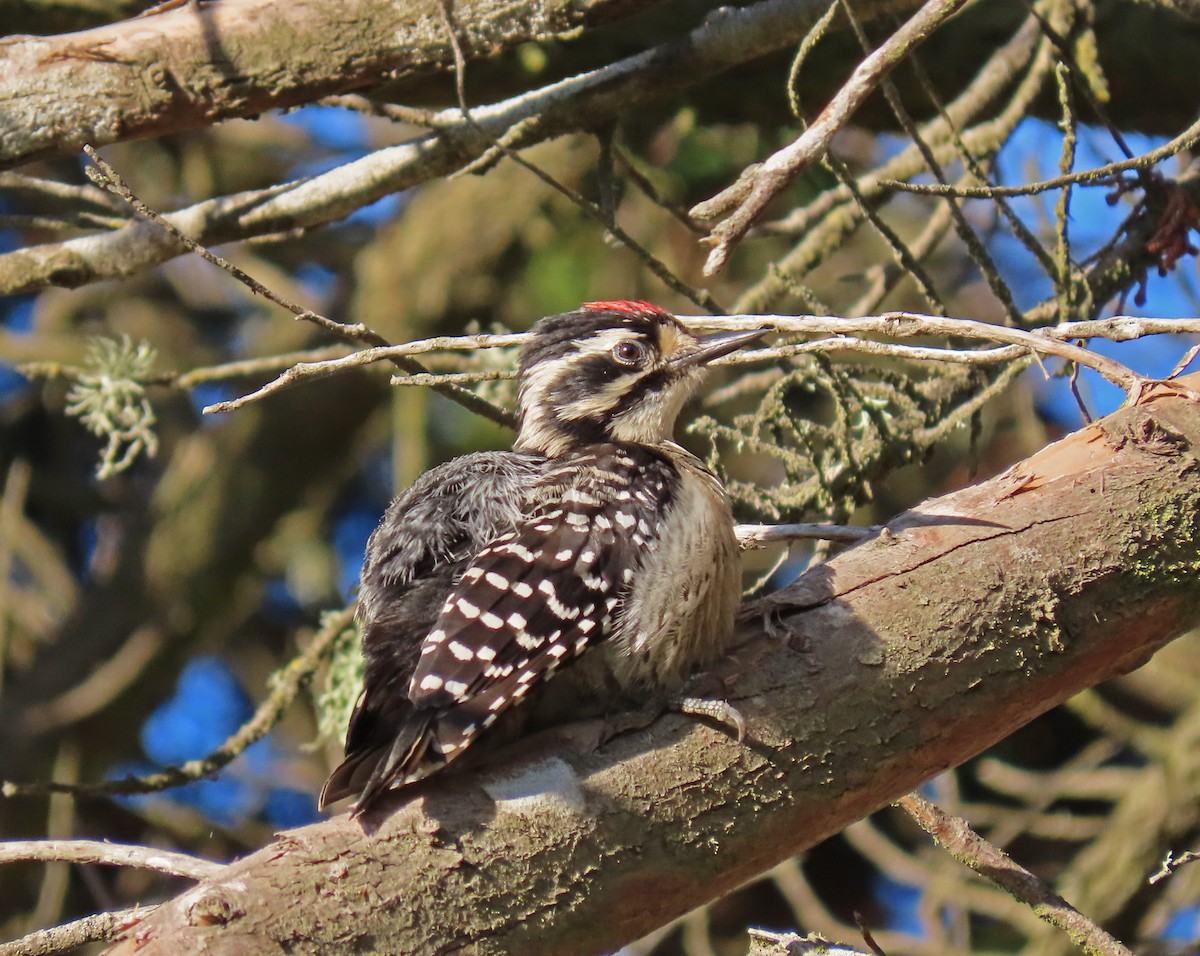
673 695 747 742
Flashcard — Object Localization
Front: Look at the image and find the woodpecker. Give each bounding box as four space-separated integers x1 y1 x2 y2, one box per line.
321 302 766 813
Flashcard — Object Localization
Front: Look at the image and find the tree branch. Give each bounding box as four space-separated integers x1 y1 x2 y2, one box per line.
0 0 858 295
100 378 1200 955
0 0 656 169
0 904 147 956
896 794 1135 956
194 311 1200 417
693 0 972 275
0 839 220 881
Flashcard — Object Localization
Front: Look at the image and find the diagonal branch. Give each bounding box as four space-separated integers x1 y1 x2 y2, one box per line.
96 378 1200 956
897 794 1135 956
3 607 352 800
0 0 656 169
692 0 972 276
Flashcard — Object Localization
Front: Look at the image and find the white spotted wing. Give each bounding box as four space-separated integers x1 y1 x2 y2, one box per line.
407 445 676 761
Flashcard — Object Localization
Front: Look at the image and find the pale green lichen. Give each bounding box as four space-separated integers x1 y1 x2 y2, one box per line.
1128 494 1200 587
313 617 365 744
64 336 158 479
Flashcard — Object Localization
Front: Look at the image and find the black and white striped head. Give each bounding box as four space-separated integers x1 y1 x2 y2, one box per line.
515 301 765 456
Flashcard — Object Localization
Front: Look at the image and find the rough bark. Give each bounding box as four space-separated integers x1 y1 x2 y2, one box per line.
0 0 658 169
3 0 1199 173
0 0 847 295
108 382 1200 954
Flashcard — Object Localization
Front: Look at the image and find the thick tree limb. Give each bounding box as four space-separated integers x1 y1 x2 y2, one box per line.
0 0 843 295
4 1 1199 174
0 0 655 169
100 382 1200 954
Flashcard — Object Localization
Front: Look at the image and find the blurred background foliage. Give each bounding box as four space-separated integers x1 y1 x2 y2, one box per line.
2 0 1200 952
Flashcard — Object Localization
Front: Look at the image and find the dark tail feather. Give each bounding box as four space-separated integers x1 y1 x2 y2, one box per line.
353 715 437 816
319 752 372 811
320 715 437 815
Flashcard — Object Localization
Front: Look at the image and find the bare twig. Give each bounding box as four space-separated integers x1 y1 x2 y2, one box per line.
0 905 148 956
1053 59 1079 323
0 839 221 881
851 912 887 956
878 112 1200 199
390 370 512 388
896 792 1136 956
317 94 452 130
685 312 1150 396
1067 357 1093 424
1170 342 1200 379
736 523 877 548
763 335 1027 367
692 0 971 276
83 146 322 321
1148 849 1200 885
203 333 529 414
203 311 1200 415
80 147 513 428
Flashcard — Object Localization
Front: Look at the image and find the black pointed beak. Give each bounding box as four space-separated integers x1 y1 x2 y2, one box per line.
672 327 770 369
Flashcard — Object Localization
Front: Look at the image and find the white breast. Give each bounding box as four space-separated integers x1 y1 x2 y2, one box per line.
608 445 741 691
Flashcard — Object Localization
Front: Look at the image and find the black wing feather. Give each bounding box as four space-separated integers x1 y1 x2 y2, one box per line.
320 451 542 810
405 445 676 767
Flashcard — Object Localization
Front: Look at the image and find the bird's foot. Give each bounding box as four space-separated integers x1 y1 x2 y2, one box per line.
673 694 747 742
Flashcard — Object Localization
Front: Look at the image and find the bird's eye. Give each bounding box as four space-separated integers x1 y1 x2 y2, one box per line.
612 340 648 367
